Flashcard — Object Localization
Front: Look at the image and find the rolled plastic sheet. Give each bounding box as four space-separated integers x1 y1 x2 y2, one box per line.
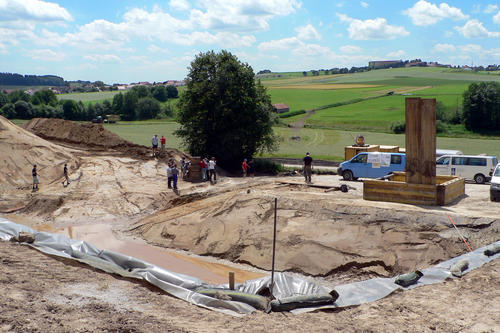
1 218 499 316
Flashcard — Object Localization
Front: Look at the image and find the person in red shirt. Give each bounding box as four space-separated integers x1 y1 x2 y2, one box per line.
200 158 208 181
160 135 166 153
242 159 248 177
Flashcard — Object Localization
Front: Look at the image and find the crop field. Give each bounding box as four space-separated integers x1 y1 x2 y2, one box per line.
57 91 122 102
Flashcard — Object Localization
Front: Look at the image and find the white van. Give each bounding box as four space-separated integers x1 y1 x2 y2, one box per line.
436 155 498 184
490 163 500 201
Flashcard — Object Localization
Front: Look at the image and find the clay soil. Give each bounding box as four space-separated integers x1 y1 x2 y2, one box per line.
1 116 499 332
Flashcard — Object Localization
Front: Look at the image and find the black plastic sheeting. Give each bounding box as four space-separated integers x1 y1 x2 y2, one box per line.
1 218 499 316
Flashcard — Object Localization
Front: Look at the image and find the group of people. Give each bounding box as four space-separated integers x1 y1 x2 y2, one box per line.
200 157 217 183
31 163 70 192
241 158 256 177
152 134 167 157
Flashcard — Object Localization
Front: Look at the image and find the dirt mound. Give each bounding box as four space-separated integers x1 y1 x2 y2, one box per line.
24 118 131 148
0 116 76 190
134 180 500 279
23 118 189 161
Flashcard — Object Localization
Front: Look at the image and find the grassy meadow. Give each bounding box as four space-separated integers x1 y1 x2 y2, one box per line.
57 91 122 103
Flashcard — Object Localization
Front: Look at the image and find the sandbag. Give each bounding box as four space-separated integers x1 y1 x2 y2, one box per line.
269 291 339 312
450 259 469 278
195 289 269 311
394 270 423 287
484 244 500 257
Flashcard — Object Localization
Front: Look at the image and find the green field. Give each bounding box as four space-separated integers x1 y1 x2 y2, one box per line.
57 91 122 102
102 121 500 161
263 68 499 135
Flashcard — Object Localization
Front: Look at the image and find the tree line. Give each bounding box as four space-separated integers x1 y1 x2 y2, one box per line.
0 73 66 86
0 85 178 121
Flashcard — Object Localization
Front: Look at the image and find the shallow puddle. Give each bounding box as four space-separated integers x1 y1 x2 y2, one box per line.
35 224 265 284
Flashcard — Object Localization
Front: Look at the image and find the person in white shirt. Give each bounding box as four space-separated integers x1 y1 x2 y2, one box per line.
208 157 217 183
151 134 159 157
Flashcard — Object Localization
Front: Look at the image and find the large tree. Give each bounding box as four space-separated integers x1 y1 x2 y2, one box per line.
175 50 278 169
463 81 500 131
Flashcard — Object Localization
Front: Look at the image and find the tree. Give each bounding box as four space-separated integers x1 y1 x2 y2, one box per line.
462 82 500 131
302 71 307 76
14 100 33 119
32 89 57 106
8 90 30 103
0 91 7 108
166 85 178 98
62 100 79 120
136 97 160 120
1 103 15 118
132 85 150 98
112 93 123 114
121 90 139 120
152 86 168 102
175 50 278 169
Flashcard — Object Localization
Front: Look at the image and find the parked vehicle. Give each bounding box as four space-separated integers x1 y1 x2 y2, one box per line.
436 149 463 158
490 164 500 201
338 152 406 181
436 155 498 184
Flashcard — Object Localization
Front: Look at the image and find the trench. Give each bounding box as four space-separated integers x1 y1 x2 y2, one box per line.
34 223 265 285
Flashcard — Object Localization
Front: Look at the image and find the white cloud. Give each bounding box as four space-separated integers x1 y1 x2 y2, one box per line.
361 1 369 8
295 24 321 40
338 14 409 40
484 4 499 14
83 54 122 63
169 0 190 11
404 0 468 26
258 37 302 51
30 6 258 50
387 50 406 57
458 44 483 53
340 45 362 53
189 0 301 31
494 11 500 24
28 48 66 61
455 19 500 38
292 43 334 57
432 43 456 52
147 45 169 53
0 0 72 22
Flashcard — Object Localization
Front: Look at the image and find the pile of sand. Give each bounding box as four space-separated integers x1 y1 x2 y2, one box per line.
0 116 77 190
23 118 130 148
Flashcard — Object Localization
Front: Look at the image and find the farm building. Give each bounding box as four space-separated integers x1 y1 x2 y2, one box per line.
272 103 290 113
368 60 402 69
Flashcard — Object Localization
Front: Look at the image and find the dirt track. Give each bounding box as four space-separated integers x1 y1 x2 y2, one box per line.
1 116 500 332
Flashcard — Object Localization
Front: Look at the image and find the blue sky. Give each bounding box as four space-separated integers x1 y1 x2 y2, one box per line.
1 0 499 83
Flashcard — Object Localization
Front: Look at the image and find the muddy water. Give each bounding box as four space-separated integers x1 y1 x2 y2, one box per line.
35 224 265 284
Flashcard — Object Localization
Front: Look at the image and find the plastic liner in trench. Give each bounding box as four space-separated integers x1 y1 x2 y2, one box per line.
1 218 499 316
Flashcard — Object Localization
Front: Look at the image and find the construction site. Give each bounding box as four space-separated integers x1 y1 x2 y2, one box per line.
1 112 499 332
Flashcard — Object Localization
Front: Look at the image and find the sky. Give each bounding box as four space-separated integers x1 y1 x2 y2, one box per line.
1 0 500 84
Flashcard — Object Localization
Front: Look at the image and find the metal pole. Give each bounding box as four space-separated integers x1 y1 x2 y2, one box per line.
270 197 277 299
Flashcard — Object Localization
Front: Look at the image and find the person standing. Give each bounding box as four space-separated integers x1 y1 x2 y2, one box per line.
167 163 174 189
208 157 217 184
200 158 207 181
171 164 179 190
242 159 248 177
62 163 70 187
303 152 313 184
160 135 166 153
32 164 39 191
248 159 255 177
152 134 159 157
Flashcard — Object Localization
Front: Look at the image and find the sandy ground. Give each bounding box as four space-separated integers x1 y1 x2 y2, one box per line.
1 116 500 332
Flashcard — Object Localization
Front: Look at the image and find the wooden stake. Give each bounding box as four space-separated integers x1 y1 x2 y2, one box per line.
271 197 277 299
229 271 235 290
